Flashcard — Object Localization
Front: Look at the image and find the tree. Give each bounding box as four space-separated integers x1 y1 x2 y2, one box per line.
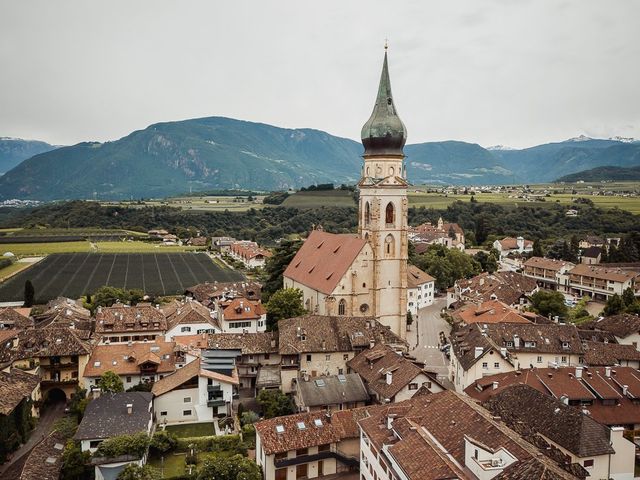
473 251 498 274
61 440 93 480
532 239 544 257
529 290 568 319
88 286 144 312
197 454 261 480
98 370 124 393
117 464 160 480
149 430 177 454
474 215 488 245
256 389 295 419
23 280 35 307
622 287 636 308
406 311 413 327
604 294 625 316
265 288 306 330
240 411 260 426
260 239 303 301
68 387 89 421
412 244 481 290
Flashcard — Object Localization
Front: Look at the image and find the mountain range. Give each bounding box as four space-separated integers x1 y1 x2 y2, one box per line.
0 117 639 200
0 137 57 175
556 165 640 182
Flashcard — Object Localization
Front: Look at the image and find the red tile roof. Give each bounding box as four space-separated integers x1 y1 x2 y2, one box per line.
84 341 176 377
284 230 367 294
453 300 531 325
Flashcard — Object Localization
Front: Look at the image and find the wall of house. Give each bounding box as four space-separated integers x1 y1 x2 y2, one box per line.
300 352 354 378
450 352 514 393
610 426 635 480
393 372 441 402
220 318 264 334
155 387 202 425
83 374 145 391
512 352 580 370
198 375 233 417
361 432 390 480
165 323 218 340
256 437 338 480
616 333 640 349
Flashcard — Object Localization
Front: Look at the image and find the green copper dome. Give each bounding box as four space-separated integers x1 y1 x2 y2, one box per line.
361 51 407 158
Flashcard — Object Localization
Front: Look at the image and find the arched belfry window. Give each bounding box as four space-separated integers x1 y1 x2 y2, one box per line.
338 299 346 316
364 202 371 226
385 202 395 226
385 234 395 256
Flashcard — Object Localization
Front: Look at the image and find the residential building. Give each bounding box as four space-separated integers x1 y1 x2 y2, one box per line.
579 236 605 249
185 281 262 307
74 392 153 453
255 406 379 480
277 315 406 394
581 314 640 347
406 264 434 315
493 236 534 258
295 373 369 412
83 340 179 391
523 256 575 293
448 322 583 391
449 271 538 308
284 51 410 340
451 299 532 325
484 384 634 480
95 304 167 344
12 430 66 480
581 340 640 368
581 246 602 264
0 367 41 419
358 390 579 480
409 217 465 251
568 264 639 301
347 343 443 403
465 366 640 430
229 241 272 268
210 236 236 253
152 356 238 424
0 307 33 330
0 324 92 401
164 299 220 339
216 296 266 333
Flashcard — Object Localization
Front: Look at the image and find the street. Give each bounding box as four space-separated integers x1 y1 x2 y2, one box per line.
407 297 451 381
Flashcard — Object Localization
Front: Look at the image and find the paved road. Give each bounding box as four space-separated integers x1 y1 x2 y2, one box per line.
0 402 65 477
408 297 451 379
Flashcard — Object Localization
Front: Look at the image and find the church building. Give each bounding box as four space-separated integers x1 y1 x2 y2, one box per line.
283 49 409 339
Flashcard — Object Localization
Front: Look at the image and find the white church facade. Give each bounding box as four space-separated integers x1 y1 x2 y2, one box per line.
284 49 409 339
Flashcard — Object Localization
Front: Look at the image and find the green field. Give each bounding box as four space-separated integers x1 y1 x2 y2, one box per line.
0 241 204 257
0 261 34 281
281 190 357 208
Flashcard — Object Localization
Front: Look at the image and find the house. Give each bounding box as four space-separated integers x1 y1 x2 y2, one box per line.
449 271 538 308
493 236 534 258
185 281 262 307
347 344 443 403
229 241 272 268
448 322 583 391
0 324 92 401
484 384 634 479
465 366 640 430
581 246 602 264
523 256 575 293
406 265 435 315
83 340 179 391
164 299 220 339
0 307 33 330
74 392 153 453
579 235 605 249
152 356 238 425
567 264 639 301
451 299 532 325
211 236 236 253
207 332 280 393
358 390 579 480
13 430 66 480
186 236 208 247
409 217 465 251
216 296 266 333
255 405 381 480
581 314 640 348
295 373 369 412
277 316 406 394
581 340 640 368
0 367 41 419
95 304 167 344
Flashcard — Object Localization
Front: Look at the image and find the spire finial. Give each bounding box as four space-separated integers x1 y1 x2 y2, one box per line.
384 38 388 51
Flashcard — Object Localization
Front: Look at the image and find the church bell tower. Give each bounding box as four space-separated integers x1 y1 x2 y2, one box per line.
358 47 408 338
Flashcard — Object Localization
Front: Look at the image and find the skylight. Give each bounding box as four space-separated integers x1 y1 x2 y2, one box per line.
297 421 306 430
337 374 346 383
275 425 285 434
315 379 325 387
94 361 101 367
314 419 323 427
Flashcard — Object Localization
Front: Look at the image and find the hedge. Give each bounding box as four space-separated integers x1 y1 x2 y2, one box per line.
175 434 246 455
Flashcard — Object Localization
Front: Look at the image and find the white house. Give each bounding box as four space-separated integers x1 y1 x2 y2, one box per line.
406 264 435 315
164 299 221 339
152 356 238 425
493 236 533 259
216 296 267 333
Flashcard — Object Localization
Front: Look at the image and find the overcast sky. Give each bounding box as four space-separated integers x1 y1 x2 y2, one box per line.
1 0 639 148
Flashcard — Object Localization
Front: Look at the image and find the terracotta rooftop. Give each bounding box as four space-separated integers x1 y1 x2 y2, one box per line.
151 358 238 397
18 430 66 480
456 271 537 305
278 315 406 356
0 324 92 364
221 297 264 322
347 344 425 400
581 313 640 339
569 263 639 283
95 304 167 334
0 307 33 329
208 331 278 354
283 230 367 295
406 264 435 288
185 281 262 303
524 256 574 272
83 340 176 377
453 300 531 325
0 368 39 415
497 237 534 250
582 340 640 366
165 299 219 330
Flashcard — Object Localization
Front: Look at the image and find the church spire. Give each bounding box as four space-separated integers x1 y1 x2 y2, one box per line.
361 47 407 158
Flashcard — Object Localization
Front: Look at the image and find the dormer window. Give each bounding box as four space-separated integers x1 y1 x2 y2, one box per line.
562 342 569 349
275 425 284 434
506 341 513 348
524 341 536 348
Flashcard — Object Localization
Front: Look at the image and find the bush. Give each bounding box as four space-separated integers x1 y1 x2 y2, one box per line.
94 432 149 458
175 434 246 455
150 430 178 454
240 411 259 426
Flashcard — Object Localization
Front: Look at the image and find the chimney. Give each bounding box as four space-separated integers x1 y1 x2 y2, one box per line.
560 395 569 405
623 385 629 396
513 335 520 348
492 381 499 390
126 403 133 415
605 367 611 378
386 413 397 430
474 346 484 359
321 340 326 351
385 371 393 385
575 367 583 379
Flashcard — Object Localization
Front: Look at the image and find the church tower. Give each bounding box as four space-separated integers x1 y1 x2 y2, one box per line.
358 47 408 338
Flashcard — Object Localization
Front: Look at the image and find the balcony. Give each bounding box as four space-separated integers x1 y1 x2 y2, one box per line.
207 385 222 392
207 399 226 407
274 451 359 468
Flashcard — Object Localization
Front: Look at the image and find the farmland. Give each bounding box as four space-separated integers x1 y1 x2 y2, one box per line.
281 190 357 208
0 252 244 303
0 241 204 257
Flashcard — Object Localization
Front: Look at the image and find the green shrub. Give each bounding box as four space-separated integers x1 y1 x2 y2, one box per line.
175 434 246 455
150 430 178 454
95 431 149 458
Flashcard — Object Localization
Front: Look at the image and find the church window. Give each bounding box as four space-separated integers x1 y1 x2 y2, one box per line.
359 304 369 313
385 234 395 256
362 282 366 288
364 202 371 226
389 166 394 176
385 202 395 226
338 299 346 316
366 167 370 176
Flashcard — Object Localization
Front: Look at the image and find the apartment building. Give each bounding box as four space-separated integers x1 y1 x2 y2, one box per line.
523 256 575 292
95 305 167 344
568 264 638 301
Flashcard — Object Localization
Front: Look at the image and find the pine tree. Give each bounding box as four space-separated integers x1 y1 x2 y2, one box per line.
23 280 35 307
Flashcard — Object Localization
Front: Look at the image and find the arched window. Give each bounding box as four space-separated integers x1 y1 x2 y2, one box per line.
364 201 371 226
385 234 395 256
366 166 370 176
305 298 311 311
385 202 395 226
389 166 395 176
338 299 346 316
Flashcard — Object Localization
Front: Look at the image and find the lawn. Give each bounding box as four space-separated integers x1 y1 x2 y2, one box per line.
148 451 229 478
0 241 204 257
165 422 216 438
282 190 357 208
0 253 244 303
